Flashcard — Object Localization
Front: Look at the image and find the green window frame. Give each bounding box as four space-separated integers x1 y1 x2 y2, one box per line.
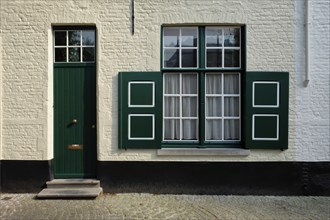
161 26 245 148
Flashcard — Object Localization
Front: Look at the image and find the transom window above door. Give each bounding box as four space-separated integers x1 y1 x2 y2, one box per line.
54 29 95 63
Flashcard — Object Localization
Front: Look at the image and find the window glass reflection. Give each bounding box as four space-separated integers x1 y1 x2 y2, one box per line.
55 48 66 62
224 28 240 47
164 49 179 67
69 47 80 62
207 49 222 67
206 28 222 47
83 48 95 62
164 28 179 47
82 31 95 46
181 28 198 47
55 31 66 46
69 31 81 46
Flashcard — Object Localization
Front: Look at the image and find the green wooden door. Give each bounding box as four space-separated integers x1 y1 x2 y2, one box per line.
54 63 97 178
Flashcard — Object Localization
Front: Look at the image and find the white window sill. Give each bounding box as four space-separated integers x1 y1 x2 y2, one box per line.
157 148 250 156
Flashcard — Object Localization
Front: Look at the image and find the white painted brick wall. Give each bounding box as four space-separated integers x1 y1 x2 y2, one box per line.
295 0 330 161
0 0 327 161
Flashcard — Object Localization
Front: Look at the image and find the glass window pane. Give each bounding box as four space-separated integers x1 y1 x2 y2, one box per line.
182 49 197 67
164 74 180 94
182 119 198 140
207 49 222 67
206 119 222 140
206 28 222 47
83 47 95 62
164 97 180 117
55 48 66 62
164 28 179 47
82 30 95 46
182 74 197 94
55 31 66 46
206 74 222 94
164 119 180 140
181 28 198 47
206 97 222 117
164 49 179 68
69 47 80 62
224 74 239 94
224 28 240 47
182 97 197 117
224 97 239 116
224 119 239 140
224 49 240 67
69 31 81 46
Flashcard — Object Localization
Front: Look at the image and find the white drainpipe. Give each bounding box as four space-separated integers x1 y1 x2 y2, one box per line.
304 0 311 87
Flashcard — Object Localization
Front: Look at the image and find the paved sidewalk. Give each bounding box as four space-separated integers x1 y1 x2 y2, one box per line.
1 193 329 220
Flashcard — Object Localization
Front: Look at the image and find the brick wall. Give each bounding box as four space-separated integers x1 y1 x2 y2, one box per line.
295 0 330 161
0 0 327 161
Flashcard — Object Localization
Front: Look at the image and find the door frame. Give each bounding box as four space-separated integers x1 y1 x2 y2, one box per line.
51 25 98 179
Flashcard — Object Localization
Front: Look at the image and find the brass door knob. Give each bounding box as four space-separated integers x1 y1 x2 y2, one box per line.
71 118 77 124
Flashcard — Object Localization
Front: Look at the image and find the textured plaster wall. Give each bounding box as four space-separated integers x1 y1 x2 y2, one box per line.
295 0 330 161
0 0 326 161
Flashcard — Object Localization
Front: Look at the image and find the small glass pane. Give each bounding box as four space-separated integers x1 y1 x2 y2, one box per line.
164 49 179 68
83 48 95 62
206 97 222 117
164 97 180 117
164 119 180 140
182 120 198 140
224 74 239 94
55 48 66 62
206 119 222 140
224 119 239 140
206 28 222 47
164 74 180 94
69 31 81 46
206 74 222 94
164 28 179 47
182 49 197 67
224 28 240 47
224 49 240 67
182 97 197 117
181 28 198 47
224 97 239 117
182 74 197 94
69 47 80 62
82 31 95 46
55 31 66 46
207 49 222 67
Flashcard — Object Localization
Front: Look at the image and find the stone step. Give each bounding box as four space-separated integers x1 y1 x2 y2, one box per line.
46 179 100 188
37 187 103 199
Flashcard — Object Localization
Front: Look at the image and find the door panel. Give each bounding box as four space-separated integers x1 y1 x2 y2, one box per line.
54 63 96 178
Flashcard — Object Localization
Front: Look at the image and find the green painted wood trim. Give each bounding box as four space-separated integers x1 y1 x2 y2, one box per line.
118 72 162 149
245 71 289 149
54 63 96 67
53 26 96 30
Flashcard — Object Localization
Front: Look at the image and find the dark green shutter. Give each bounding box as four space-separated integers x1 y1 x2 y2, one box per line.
118 72 162 149
244 72 289 149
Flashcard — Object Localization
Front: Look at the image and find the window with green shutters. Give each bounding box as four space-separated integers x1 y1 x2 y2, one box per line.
118 25 289 150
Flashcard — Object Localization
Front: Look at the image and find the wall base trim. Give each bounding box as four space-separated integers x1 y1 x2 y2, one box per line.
1 160 329 196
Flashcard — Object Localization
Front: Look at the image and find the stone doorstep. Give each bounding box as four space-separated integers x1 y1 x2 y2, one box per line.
46 179 100 188
37 179 103 199
37 187 103 199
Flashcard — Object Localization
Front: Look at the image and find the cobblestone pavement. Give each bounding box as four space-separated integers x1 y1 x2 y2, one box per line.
1 193 329 220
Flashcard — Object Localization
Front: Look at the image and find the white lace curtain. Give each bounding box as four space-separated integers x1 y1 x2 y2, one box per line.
164 73 239 141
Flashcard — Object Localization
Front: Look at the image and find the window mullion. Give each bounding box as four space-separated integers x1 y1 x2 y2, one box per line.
221 73 224 140
80 30 83 62
66 31 69 62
